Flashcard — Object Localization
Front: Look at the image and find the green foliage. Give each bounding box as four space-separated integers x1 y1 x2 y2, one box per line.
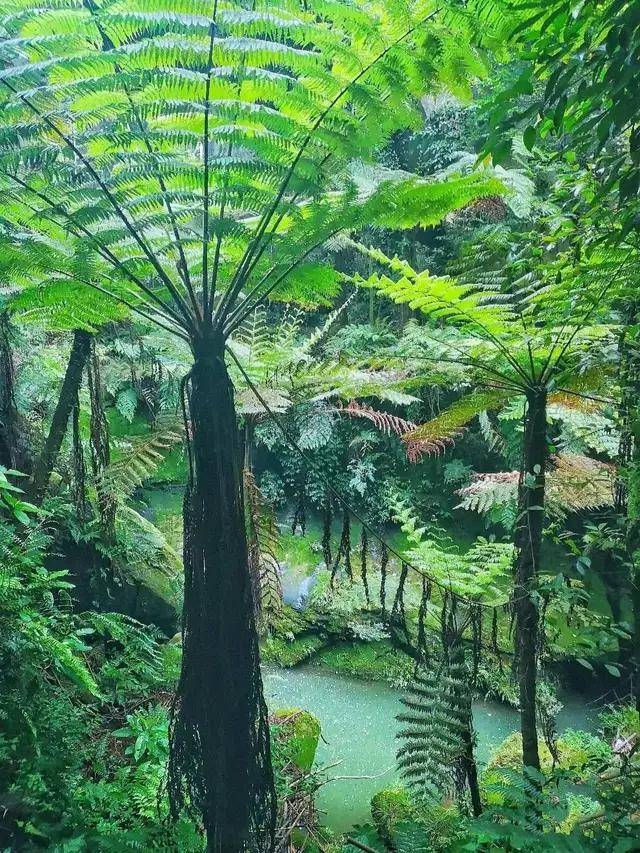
0 522 101 698
370 788 464 852
460 760 640 851
598 703 640 741
0 515 201 851
392 495 512 603
486 729 612 785
0 466 39 524
397 661 470 800
489 0 640 230
371 788 415 846
315 640 416 688
261 633 326 668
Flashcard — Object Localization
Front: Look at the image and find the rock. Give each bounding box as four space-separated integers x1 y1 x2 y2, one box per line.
272 708 321 771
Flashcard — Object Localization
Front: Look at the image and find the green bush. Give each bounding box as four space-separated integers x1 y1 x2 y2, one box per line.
370 788 463 851
485 728 612 788
315 640 415 687
371 788 415 846
0 518 202 850
599 703 640 741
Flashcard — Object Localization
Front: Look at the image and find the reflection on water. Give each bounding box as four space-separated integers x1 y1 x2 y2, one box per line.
263 664 596 834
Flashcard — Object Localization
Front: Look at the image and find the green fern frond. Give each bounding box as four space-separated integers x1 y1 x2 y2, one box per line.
397 662 469 800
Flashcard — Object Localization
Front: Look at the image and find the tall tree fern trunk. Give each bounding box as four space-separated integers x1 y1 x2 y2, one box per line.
513 388 547 771
30 329 92 503
170 331 276 853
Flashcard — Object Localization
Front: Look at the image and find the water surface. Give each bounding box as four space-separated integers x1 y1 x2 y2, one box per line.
263 664 596 833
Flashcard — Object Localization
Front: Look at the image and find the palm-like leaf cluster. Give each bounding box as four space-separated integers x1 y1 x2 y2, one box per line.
0 0 503 341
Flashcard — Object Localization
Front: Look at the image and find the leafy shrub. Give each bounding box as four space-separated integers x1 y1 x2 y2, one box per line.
370 788 463 851
371 788 414 846
485 729 612 787
0 518 201 850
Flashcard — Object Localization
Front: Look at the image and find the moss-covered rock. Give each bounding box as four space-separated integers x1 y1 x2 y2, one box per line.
113 506 183 612
314 640 415 687
261 633 326 667
272 708 321 771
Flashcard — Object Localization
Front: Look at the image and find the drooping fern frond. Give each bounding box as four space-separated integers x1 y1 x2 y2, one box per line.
548 401 619 458
354 241 516 339
402 389 513 446
391 494 512 603
456 471 519 514
336 399 415 435
101 421 183 502
244 470 282 623
549 453 616 513
236 386 291 418
298 289 358 358
457 453 616 519
397 660 469 800
478 409 507 454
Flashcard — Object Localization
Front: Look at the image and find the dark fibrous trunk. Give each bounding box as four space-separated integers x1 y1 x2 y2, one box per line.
460 704 482 817
71 391 88 521
169 332 276 853
513 388 548 771
30 329 92 503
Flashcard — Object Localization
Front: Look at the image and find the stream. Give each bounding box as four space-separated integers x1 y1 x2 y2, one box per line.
262 663 596 833
139 487 599 834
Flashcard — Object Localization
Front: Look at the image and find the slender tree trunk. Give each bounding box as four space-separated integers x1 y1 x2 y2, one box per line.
513 388 548 771
0 313 22 470
169 331 275 853
30 329 92 503
624 429 640 712
615 308 640 710
461 718 483 817
244 417 254 473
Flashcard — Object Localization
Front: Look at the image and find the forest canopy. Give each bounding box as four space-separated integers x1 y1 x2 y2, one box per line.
0 0 638 851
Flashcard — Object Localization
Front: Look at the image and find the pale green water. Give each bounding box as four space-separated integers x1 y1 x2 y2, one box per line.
262 664 596 834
